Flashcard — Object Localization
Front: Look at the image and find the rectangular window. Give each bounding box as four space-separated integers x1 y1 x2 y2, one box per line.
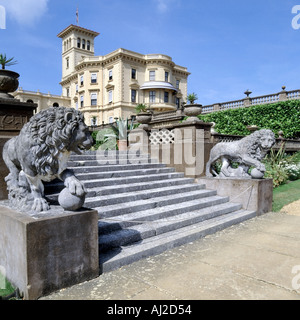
109 70 113 81
149 91 156 103
165 71 169 82
91 73 97 84
91 117 97 126
82 39 86 50
76 101 79 110
149 70 155 81
176 98 180 109
176 80 180 89
66 58 69 69
131 68 136 80
164 91 169 103
91 92 97 106
80 75 84 86
131 89 137 103
108 90 113 103
80 95 84 108
66 88 70 97
76 84 78 92
109 116 114 124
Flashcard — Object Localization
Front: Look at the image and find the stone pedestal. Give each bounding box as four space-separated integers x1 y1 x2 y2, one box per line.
197 177 273 215
0 205 99 300
0 98 36 200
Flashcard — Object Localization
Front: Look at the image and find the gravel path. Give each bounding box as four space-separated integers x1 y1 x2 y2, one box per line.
280 200 300 216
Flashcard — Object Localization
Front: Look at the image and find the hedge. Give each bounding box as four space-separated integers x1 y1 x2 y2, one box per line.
198 100 300 139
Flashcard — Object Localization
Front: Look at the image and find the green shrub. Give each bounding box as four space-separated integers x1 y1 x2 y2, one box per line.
263 147 300 188
199 100 300 139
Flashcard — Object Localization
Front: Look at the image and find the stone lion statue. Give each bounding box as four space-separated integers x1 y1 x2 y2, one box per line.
206 129 276 179
2 107 93 212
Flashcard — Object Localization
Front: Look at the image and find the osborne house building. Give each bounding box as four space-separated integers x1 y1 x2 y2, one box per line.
14 24 190 126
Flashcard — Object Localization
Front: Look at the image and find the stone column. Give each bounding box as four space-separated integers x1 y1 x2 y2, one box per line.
173 120 213 178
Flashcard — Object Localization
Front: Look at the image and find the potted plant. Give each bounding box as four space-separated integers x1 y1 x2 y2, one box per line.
135 104 152 127
0 54 19 99
105 117 132 151
184 92 202 121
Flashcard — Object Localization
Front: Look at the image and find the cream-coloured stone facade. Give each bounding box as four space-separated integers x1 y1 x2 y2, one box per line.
12 88 71 113
57 24 190 125
12 24 190 125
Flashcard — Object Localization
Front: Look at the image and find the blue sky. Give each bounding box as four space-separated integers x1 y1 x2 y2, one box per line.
0 0 299 105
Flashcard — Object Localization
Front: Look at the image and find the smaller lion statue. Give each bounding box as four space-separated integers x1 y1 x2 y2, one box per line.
2 107 93 212
206 129 276 179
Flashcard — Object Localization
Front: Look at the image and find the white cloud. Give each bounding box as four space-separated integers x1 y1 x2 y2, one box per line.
154 0 179 14
0 0 49 26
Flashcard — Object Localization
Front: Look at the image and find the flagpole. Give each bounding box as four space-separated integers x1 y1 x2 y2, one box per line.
76 6 79 26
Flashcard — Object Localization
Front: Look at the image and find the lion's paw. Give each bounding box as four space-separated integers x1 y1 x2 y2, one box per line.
65 176 86 197
32 198 50 212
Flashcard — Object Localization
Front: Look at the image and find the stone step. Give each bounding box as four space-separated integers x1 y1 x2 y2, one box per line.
86 178 197 197
69 152 151 161
84 183 206 208
93 189 219 218
67 158 159 167
68 163 167 174
74 167 176 181
80 172 186 189
98 199 241 237
99 210 256 273
45 177 197 200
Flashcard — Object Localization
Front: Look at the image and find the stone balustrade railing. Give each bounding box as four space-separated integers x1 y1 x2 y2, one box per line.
202 87 300 114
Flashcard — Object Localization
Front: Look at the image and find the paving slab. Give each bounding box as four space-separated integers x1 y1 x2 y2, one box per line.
40 211 300 300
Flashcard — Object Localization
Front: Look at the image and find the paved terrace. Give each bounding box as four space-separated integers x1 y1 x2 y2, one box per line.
41 209 300 300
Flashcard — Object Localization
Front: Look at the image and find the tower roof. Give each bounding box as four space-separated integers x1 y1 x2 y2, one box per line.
57 24 100 39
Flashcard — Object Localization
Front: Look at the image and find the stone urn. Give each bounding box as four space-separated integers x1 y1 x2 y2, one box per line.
0 70 20 99
136 112 152 129
184 104 202 122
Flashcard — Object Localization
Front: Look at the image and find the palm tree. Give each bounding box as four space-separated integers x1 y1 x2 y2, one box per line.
187 92 198 104
0 54 18 70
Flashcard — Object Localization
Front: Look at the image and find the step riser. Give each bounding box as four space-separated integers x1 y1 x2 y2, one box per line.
45 179 197 200
98 204 243 251
98 201 240 235
100 211 256 273
86 185 204 208
97 190 219 218
68 159 159 167
82 173 185 188
75 167 175 181
69 163 167 174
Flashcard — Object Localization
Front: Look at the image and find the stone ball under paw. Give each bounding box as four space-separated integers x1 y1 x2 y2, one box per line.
58 188 85 211
251 168 264 179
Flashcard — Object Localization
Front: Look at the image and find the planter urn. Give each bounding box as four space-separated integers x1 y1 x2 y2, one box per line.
136 112 152 129
0 70 20 99
184 104 202 122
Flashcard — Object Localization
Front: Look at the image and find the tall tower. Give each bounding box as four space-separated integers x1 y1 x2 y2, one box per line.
57 25 100 80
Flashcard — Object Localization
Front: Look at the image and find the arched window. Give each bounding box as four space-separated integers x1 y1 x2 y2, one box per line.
87 40 90 51
26 99 34 103
77 37 81 48
53 102 59 107
82 39 86 50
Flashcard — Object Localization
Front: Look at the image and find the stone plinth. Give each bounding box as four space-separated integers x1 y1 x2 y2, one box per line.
0 204 99 300
197 177 273 215
0 98 36 200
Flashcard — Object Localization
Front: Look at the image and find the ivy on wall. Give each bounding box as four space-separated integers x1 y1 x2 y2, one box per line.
198 100 300 139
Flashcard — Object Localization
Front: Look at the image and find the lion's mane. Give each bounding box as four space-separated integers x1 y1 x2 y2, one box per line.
24 107 84 176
